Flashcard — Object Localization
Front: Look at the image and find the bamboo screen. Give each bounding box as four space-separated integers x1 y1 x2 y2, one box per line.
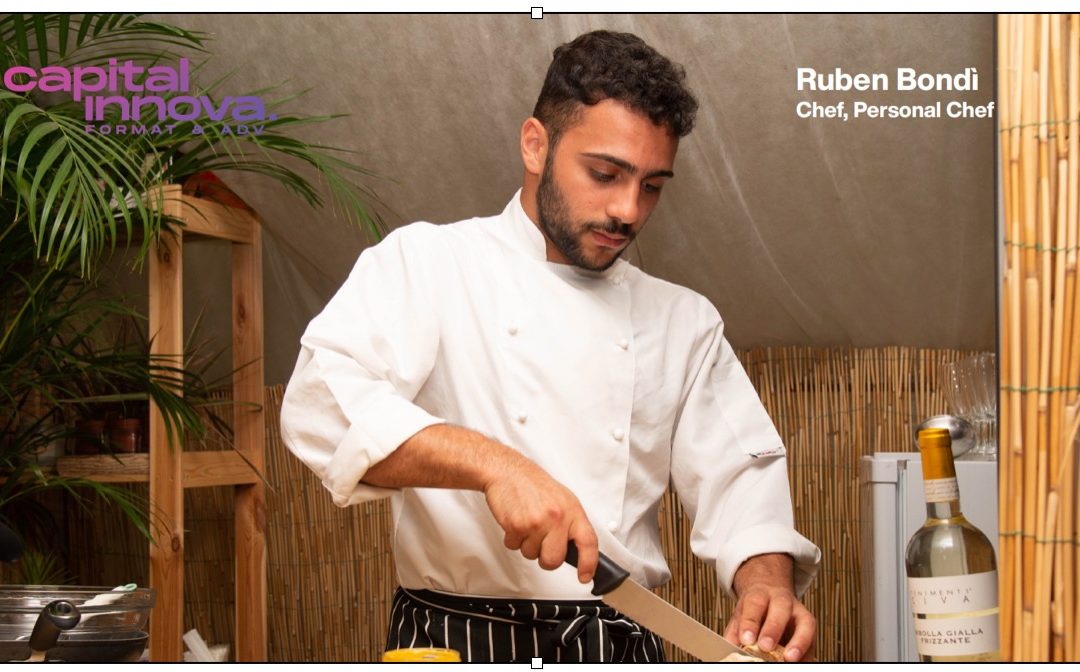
61 345 973 661
999 13 1080 662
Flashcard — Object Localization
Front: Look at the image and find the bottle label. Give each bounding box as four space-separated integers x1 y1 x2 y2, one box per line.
923 477 960 503
908 571 998 657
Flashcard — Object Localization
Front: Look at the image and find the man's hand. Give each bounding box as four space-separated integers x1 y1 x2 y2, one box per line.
484 458 598 584
723 553 816 662
362 423 599 583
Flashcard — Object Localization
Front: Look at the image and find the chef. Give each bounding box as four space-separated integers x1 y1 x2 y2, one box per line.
281 29 820 662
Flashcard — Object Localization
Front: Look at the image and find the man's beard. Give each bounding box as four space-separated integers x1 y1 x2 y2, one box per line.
536 155 634 272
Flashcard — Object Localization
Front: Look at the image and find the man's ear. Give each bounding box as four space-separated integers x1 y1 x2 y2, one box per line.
520 117 549 176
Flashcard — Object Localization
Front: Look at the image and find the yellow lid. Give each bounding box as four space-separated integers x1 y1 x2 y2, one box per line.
382 647 462 662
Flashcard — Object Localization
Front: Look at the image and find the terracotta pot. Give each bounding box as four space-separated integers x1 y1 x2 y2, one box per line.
108 418 143 454
73 420 106 455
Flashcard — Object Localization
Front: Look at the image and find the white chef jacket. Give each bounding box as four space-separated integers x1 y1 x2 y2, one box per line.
281 191 820 601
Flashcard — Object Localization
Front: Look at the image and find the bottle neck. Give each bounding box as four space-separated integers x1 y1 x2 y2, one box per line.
920 439 962 520
927 497 963 520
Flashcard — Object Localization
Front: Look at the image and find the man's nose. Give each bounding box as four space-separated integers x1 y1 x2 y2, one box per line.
605 185 641 226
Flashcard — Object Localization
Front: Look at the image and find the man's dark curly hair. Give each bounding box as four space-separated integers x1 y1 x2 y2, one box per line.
532 30 698 148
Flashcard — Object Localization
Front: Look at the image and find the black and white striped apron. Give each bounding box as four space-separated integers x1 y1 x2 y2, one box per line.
385 587 666 663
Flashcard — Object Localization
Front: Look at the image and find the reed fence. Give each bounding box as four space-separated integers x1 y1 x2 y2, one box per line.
59 345 976 661
998 13 1080 662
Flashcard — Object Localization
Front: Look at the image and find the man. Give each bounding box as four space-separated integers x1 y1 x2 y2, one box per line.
282 30 820 662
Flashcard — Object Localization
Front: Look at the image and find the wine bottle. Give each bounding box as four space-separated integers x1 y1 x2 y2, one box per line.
904 427 999 661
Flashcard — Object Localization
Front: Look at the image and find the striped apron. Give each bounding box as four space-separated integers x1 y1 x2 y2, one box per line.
385 587 666 662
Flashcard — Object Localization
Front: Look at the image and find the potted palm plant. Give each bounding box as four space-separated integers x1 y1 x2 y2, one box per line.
0 13 385 571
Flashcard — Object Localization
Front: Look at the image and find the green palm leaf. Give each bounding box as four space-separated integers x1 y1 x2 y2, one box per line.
1 12 388 556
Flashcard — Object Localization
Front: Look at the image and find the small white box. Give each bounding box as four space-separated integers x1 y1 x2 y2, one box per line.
531 656 543 668
530 7 543 19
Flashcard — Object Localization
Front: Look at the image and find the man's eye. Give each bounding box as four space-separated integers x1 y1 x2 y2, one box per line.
643 182 663 194
590 170 616 183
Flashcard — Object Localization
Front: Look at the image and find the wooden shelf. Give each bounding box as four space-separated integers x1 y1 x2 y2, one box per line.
169 191 257 244
56 451 259 488
144 185 266 661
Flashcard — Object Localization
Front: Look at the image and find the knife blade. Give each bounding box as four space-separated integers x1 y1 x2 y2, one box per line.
565 541 755 662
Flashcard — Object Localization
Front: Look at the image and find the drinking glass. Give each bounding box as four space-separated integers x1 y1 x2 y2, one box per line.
941 353 997 460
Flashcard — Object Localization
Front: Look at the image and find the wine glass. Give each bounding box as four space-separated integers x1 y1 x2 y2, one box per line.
970 353 997 459
941 354 997 460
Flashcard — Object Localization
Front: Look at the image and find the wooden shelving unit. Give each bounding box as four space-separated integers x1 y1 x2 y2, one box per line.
55 184 267 661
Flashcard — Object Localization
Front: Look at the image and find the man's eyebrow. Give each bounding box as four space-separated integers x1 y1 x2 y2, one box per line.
580 152 675 180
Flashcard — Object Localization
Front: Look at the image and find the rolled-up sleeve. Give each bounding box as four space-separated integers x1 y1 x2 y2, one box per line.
281 225 446 507
669 306 820 598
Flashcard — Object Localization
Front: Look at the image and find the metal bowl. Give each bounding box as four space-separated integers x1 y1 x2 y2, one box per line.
0 586 154 662
914 415 974 457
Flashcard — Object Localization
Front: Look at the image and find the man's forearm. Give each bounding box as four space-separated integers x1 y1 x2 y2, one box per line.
361 423 526 491
361 422 601 581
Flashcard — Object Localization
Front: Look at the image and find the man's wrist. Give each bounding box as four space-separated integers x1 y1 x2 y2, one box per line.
732 552 796 597
476 436 535 493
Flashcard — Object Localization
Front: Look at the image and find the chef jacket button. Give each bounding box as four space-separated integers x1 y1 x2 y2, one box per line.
607 520 618 532
516 412 527 424
617 339 629 350
507 325 518 336
611 428 625 442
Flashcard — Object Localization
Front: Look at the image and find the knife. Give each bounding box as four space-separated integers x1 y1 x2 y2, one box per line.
565 541 756 662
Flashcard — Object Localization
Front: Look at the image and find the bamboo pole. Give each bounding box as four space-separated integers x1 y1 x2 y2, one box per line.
1066 14 1080 663
998 15 1016 660
1030 16 1055 661
1008 22 1028 651
1019 16 1041 660
1009 153 1026 660
1050 154 1071 661
1052 16 1068 159
1037 490 1060 659
1054 11 1080 665
1003 15 1019 660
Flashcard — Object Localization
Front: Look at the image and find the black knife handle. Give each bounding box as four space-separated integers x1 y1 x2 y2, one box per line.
565 540 630 596
29 600 81 652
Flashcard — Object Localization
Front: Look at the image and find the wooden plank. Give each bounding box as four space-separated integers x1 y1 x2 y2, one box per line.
134 186 255 244
56 454 149 482
148 199 185 662
55 451 258 487
179 194 257 244
184 450 260 488
232 224 267 661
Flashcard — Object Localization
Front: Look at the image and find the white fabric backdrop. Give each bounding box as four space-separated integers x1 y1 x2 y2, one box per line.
141 13 995 384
